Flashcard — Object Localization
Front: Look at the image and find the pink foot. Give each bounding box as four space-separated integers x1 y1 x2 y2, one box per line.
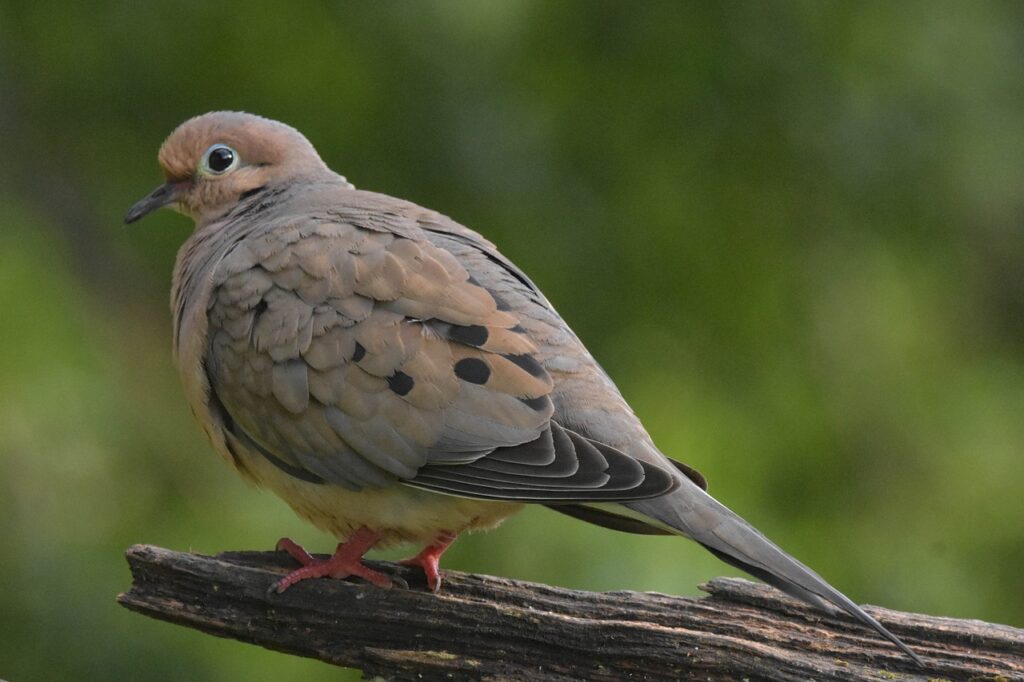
271 526 390 593
400 531 457 592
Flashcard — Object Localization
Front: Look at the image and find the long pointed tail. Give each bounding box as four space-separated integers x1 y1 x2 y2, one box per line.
625 485 923 666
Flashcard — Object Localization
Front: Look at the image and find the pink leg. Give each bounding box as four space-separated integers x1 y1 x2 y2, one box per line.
271 526 391 593
400 530 458 592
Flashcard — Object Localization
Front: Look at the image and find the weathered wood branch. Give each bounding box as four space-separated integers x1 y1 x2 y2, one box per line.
118 544 1022 681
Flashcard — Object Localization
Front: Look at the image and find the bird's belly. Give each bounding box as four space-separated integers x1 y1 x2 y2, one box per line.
238 445 524 548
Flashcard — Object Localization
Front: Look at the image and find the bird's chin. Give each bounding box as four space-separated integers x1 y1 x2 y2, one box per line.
168 202 191 217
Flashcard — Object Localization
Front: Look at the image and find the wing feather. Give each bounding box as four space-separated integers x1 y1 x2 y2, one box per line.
204 213 679 504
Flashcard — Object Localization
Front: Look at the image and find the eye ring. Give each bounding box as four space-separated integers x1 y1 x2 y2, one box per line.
201 144 240 175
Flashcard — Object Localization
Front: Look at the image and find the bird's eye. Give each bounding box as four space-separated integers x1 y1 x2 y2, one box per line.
201 144 239 175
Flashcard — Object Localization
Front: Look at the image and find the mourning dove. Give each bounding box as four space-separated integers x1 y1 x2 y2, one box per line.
126 111 921 664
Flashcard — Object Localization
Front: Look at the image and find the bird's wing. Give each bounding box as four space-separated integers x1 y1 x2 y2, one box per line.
411 207 681 458
204 212 675 501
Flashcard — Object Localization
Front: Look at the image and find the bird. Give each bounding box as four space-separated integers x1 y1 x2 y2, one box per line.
126 111 922 665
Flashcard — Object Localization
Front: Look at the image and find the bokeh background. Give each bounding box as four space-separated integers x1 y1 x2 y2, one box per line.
2 1 1023 679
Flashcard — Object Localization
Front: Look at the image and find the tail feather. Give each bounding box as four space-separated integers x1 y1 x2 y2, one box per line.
699 544 833 613
626 485 924 666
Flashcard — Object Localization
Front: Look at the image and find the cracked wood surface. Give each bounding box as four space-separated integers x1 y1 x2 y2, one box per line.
118 544 1023 681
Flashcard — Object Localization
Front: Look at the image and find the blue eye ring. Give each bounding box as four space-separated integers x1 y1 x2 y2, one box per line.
201 144 239 175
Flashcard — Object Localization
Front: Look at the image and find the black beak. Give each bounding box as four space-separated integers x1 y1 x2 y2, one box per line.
124 182 184 224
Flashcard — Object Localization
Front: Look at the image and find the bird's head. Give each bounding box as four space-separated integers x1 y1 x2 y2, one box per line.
124 111 333 225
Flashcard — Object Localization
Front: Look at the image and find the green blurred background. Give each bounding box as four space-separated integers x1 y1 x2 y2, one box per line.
1 1 1022 679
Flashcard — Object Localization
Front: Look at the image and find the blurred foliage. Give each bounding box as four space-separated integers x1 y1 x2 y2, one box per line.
1 1 1023 679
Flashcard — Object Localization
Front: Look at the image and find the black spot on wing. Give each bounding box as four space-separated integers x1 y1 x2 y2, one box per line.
454 357 490 385
504 353 546 378
352 342 366 362
387 370 414 396
447 324 489 347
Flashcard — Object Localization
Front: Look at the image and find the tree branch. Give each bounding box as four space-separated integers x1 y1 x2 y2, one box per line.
117 544 1022 681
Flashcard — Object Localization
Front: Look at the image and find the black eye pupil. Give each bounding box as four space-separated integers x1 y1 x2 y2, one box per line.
208 147 235 172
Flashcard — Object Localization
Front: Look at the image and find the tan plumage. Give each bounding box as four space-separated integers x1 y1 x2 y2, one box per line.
126 111 921 664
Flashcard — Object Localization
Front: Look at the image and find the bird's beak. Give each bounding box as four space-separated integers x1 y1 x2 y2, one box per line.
124 181 186 224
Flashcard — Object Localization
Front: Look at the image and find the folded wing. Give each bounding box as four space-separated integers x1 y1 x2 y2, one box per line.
204 216 675 502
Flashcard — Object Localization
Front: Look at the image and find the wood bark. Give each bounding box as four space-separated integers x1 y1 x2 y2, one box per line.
118 544 1023 681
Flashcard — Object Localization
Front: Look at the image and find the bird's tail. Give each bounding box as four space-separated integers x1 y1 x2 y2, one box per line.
624 485 923 666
